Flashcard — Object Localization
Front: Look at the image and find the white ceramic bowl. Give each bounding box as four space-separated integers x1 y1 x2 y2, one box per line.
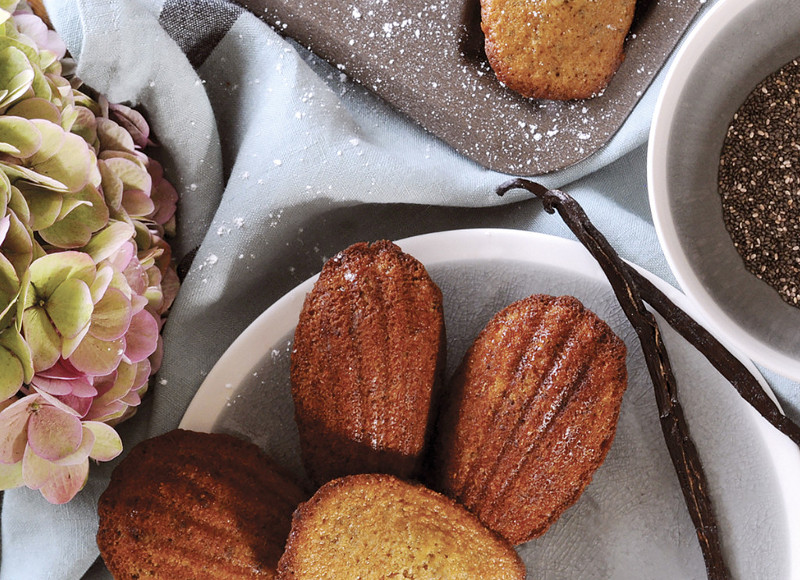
648 0 800 381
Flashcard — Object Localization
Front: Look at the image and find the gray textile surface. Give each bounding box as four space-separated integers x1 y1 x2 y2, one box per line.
1 0 797 578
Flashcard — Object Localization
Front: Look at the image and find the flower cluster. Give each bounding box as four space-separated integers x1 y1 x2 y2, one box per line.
0 2 179 503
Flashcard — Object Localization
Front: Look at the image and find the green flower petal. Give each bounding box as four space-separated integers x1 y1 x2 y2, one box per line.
0 325 32 384
28 120 92 193
92 362 135 407
68 333 123 376
69 106 97 150
0 459 22 490
102 156 151 193
98 159 122 211
89 287 131 341
28 250 95 298
59 320 89 360
22 305 60 372
83 220 135 263
30 66 52 103
46 277 93 339
83 421 122 461
96 117 135 154
7 96 61 123
26 118 64 164
0 115 41 157
1 209 33 277
0 160 68 191
0 249 18 321
0 345 22 400
17 181 62 230
8 184 30 224
38 185 108 249
0 46 34 111
89 264 113 304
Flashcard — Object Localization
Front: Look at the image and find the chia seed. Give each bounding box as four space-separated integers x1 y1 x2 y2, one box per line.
718 57 800 307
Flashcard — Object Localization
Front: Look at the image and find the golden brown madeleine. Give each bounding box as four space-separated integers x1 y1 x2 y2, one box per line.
290 240 445 486
276 473 526 579
435 294 628 545
482 0 637 100
97 429 307 579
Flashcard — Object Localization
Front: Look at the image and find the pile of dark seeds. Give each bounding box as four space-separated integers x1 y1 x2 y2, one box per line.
718 58 800 307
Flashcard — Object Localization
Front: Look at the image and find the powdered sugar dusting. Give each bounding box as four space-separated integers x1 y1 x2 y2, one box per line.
259 0 704 174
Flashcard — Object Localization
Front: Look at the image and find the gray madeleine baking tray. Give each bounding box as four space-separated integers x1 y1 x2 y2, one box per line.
237 0 704 176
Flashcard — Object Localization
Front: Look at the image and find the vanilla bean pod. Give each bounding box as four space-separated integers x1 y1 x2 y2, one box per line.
628 268 800 447
497 178 730 580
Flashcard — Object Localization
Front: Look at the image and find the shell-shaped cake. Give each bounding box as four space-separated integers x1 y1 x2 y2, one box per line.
276 473 526 579
290 240 446 486
481 0 637 100
434 294 628 545
97 429 307 579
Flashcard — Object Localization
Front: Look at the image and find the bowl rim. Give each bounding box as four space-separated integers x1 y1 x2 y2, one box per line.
647 0 800 382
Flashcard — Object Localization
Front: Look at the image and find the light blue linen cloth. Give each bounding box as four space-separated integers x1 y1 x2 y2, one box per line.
2 0 797 578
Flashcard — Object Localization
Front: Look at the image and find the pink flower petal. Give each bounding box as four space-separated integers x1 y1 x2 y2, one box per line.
13 13 67 60
149 336 163 374
0 396 33 463
36 456 89 504
50 426 94 466
149 175 178 225
109 102 153 149
130 294 148 315
37 358 83 380
92 365 132 407
26 404 83 461
89 287 132 341
120 390 140 406
91 370 118 400
67 334 124 376
69 378 97 398
133 359 151 388
33 389 83 417
124 310 158 363
83 401 126 424
107 240 135 273
54 394 93 418
123 256 149 296
30 375 73 396
121 190 155 218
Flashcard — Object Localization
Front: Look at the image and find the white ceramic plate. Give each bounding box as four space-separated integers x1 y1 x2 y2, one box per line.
180 229 800 579
648 0 800 382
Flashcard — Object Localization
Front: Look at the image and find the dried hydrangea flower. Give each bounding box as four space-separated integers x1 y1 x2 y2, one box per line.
0 1 181 503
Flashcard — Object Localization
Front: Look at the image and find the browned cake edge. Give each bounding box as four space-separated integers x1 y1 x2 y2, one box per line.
290 240 446 486
97 429 307 579
433 294 628 545
480 0 636 100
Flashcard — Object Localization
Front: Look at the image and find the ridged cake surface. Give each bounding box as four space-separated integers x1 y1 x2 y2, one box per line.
97 429 307 579
435 294 628 545
276 473 526 579
291 240 445 486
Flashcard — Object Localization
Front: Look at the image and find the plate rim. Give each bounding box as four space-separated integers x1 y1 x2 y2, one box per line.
179 228 800 575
